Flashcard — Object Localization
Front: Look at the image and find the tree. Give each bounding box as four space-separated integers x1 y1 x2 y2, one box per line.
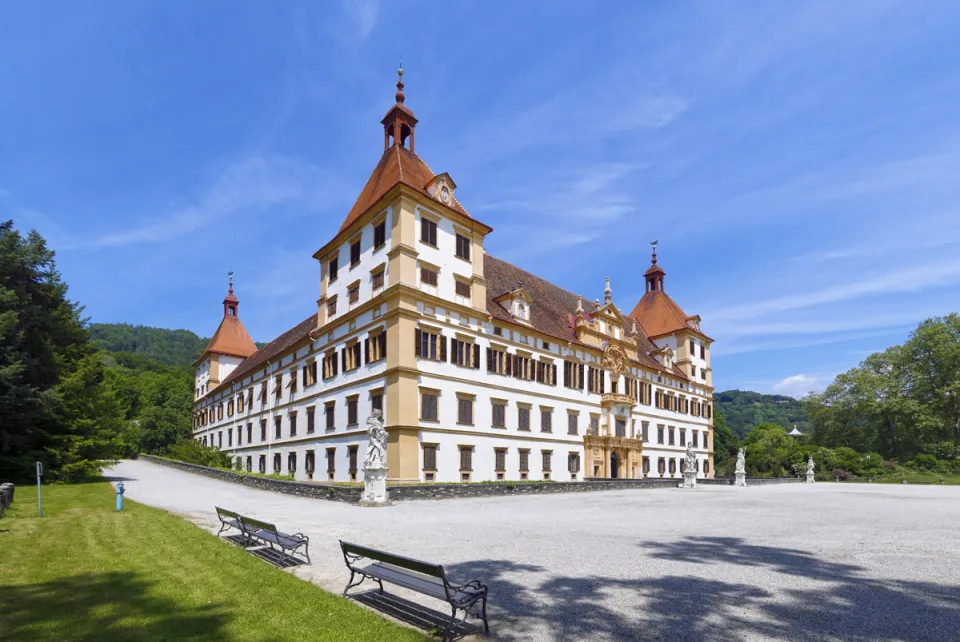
743 422 796 476
712 410 738 471
0 220 123 482
137 372 193 454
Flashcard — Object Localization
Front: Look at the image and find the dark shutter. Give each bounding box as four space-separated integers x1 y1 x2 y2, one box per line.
473 344 480 370
505 352 513 376
535 361 542 383
311 361 318 383
449 337 455 363
379 333 386 359
415 329 422 357
354 342 361 366
600 370 605 394
341 349 346 371
564 361 570 387
364 338 370 364
551 364 558 386
486 348 493 372
439 335 447 361
578 363 585 390
333 354 339 376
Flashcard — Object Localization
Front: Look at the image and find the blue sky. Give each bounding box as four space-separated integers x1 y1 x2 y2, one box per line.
2 1 959 397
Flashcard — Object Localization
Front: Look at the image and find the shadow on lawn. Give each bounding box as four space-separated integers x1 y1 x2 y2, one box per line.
0 571 231 641
442 537 960 642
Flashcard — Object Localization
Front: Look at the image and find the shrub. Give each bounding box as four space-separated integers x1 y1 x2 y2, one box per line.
166 440 233 469
832 468 852 481
911 454 938 471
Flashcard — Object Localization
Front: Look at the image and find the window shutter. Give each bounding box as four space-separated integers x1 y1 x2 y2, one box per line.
536 361 542 383
415 329 422 357
364 338 370 364
341 349 346 372
311 361 318 383
354 342 361 365
473 344 480 370
301 365 307 387
551 364 558 386
505 352 513 376
579 363 585 390
439 335 447 361
600 370 605 394
449 337 455 363
564 361 570 387
486 348 493 372
379 332 386 359
333 354 339 376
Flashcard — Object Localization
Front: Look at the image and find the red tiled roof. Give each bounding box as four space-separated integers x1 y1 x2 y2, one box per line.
195 315 258 366
629 289 700 339
484 255 668 372
337 144 471 234
214 314 317 391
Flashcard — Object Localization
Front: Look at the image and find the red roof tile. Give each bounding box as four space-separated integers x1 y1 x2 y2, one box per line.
195 315 258 366
628 289 702 340
214 314 317 391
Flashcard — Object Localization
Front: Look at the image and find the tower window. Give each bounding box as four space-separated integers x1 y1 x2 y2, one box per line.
420 218 437 246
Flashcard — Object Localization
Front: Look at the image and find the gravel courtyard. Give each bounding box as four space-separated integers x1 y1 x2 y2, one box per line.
106 459 960 642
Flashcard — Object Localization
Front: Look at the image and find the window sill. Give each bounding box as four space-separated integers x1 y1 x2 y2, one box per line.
491 425 506 430
456 422 474 427
420 418 440 424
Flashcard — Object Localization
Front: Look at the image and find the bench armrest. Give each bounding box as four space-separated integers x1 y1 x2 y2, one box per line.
448 579 487 594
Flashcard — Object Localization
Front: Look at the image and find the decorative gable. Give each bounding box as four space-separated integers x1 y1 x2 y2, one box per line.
494 286 533 325
424 172 457 207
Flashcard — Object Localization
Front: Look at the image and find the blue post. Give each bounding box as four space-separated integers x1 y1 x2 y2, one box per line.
116 481 125 511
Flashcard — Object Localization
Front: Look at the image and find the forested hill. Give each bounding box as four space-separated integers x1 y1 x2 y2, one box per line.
89 323 209 367
714 390 809 438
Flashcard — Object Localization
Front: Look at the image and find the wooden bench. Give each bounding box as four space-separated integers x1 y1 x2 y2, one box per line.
340 540 489 637
239 515 311 564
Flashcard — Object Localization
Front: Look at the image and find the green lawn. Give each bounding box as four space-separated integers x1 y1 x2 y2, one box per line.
0 481 426 642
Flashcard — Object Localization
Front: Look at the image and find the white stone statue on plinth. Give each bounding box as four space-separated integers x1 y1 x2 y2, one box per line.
735 448 747 487
806 456 816 484
361 410 390 505
681 443 698 489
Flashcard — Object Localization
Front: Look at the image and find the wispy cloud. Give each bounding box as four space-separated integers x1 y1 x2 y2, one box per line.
713 326 911 357
339 0 379 41
61 155 338 251
708 260 960 323
771 373 825 398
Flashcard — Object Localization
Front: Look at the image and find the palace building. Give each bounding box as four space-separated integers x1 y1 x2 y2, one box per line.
191 70 715 483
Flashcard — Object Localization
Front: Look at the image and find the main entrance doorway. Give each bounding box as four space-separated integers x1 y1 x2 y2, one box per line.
610 451 619 479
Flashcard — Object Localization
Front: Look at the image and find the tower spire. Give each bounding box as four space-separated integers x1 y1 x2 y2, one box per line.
644 241 666 292
223 271 239 318
604 276 612 305
395 64 405 103
382 63 417 152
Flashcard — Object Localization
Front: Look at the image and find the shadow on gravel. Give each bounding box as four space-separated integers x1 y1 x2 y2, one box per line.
352 589 479 640
444 538 960 642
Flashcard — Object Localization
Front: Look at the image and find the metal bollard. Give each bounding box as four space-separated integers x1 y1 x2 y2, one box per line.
116 481 125 511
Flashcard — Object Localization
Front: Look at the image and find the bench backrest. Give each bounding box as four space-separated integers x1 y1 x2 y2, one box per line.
216 506 239 520
239 516 277 534
340 540 444 579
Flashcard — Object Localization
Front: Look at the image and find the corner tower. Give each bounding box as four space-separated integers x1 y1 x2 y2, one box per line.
193 272 258 398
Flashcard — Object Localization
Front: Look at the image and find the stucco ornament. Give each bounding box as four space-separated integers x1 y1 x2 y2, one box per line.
735 448 746 474
602 344 628 377
363 410 387 470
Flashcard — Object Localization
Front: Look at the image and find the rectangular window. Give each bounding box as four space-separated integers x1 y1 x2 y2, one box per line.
326 447 336 475
347 397 358 426
348 446 358 476
542 450 552 472
422 444 437 471
259 454 266 473
568 452 581 474
323 350 338 379
669 427 676 446
289 412 297 437
455 233 471 260
421 391 439 421
273 453 281 474
459 446 473 471
452 338 478 368
260 419 267 441
680 429 686 446
259 381 267 405
326 297 337 319
587 366 605 394
457 396 474 425
495 448 506 472
420 267 438 287
693 430 699 448
513 354 533 381
690 339 695 353
455 280 471 299
519 449 530 472
420 217 437 246
415 328 443 361
303 361 317 387
492 401 506 428
589 415 599 435
325 402 335 430
563 361 584 390
540 408 553 433
274 374 283 401
348 284 360 305
365 331 386 364
567 412 578 435
305 451 315 477
328 256 339 282
372 270 385 291
227 428 233 447
288 452 297 474
307 407 316 433
288 369 298 394
642 421 649 442
657 425 665 444
371 391 383 415
374 219 386 249
274 416 281 439
343 342 362 372
247 423 252 443
700 344 705 359
487 347 508 375
350 238 361 266
518 406 531 431
535 361 557 386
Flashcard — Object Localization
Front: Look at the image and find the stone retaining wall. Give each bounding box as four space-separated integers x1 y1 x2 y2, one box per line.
139 455 803 503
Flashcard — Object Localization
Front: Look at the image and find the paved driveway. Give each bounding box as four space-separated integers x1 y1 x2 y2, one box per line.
105 459 960 642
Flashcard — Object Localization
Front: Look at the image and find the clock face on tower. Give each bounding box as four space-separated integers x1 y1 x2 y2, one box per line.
440 185 450 204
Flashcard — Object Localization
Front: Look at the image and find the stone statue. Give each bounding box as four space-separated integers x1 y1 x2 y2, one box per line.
363 410 387 470
681 443 698 489
806 456 816 484
735 448 747 487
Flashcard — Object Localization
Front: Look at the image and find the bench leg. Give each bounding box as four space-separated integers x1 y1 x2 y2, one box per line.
342 571 369 596
481 596 489 633
442 607 459 642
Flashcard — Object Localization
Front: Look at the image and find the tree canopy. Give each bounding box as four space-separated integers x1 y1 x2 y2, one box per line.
714 390 809 438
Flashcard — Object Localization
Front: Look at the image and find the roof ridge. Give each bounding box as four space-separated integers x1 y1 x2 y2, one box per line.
394 144 403 182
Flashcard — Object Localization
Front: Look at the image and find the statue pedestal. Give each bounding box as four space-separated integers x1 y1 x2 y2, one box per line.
806 472 815 484
681 471 698 489
735 471 746 487
360 466 391 506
